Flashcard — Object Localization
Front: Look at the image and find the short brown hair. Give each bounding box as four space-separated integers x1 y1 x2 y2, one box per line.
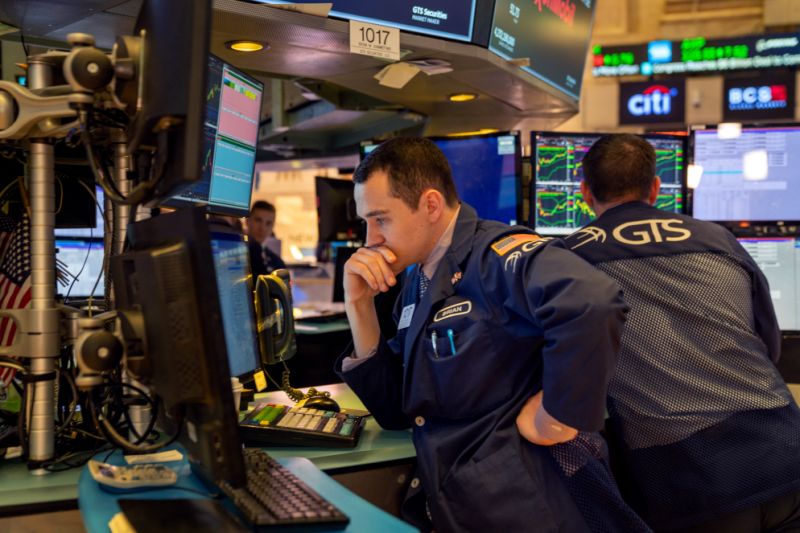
582 134 656 203
353 137 459 210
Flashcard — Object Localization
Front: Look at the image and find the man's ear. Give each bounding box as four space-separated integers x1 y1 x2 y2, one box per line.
421 188 445 221
580 180 595 209
648 176 662 205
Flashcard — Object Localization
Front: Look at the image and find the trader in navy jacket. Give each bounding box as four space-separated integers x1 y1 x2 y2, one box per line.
335 137 649 532
566 134 800 532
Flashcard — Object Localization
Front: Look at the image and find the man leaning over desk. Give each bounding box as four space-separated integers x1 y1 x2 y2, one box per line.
335 137 650 532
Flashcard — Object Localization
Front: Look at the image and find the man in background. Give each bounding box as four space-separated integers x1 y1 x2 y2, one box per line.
567 133 800 532
246 200 285 277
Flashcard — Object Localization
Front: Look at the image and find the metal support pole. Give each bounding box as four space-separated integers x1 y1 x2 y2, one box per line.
25 57 61 472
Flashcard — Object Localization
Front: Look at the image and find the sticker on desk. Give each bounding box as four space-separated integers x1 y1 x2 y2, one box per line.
124 449 183 464
109 512 136 533
253 369 267 392
398 304 415 330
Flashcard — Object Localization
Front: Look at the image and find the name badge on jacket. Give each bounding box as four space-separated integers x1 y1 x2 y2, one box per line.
398 304 415 330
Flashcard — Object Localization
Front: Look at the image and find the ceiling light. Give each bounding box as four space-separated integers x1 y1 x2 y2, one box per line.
448 92 477 103
225 40 267 52
447 128 499 137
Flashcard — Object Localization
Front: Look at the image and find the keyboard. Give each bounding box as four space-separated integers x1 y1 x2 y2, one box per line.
219 449 349 530
240 403 367 448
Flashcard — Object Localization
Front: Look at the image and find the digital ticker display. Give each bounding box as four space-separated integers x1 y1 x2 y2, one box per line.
592 32 800 77
532 132 685 235
253 0 477 42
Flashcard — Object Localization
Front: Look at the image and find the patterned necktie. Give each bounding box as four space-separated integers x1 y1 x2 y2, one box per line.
418 270 430 301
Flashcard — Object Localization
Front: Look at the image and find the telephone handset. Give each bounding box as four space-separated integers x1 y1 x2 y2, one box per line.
254 269 297 365
253 269 331 404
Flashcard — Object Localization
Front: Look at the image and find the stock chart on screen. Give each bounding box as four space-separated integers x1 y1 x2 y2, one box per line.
168 55 263 216
531 132 685 235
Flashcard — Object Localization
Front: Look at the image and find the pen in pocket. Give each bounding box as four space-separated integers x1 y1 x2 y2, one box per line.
446 329 457 356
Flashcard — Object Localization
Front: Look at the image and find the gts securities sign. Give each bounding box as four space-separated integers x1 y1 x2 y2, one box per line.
619 79 686 125
723 73 795 121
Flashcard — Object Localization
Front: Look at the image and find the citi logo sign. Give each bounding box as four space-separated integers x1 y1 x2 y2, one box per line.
627 85 678 116
728 85 788 111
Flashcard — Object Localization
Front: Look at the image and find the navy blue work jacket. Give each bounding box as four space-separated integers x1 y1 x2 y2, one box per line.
564 201 800 530
337 204 649 532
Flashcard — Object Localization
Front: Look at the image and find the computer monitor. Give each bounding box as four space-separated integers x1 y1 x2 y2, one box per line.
113 0 211 203
430 131 521 225
210 231 262 381
55 186 105 239
166 54 264 216
315 177 363 243
531 131 686 235
111 207 246 487
692 125 800 224
737 236 800 332
56 238 105 299
361 133 522 225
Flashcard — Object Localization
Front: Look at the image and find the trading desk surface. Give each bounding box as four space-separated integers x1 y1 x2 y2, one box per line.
78 452 416 533
0 382 415 514
250 382 415 473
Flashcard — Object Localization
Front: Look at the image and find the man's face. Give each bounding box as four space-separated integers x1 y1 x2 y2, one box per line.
355 170 433 272
247 208 275 244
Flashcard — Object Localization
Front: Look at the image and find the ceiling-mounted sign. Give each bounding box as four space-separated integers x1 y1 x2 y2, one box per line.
619 79 686 125
488 0 598 102
253 0 478 42
723 73 796 121
593 32 800 77
350 21 401 61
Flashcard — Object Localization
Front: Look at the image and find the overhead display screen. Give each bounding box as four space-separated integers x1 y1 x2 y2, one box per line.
593 32 800 77
489 0 597 101
253 1 477 42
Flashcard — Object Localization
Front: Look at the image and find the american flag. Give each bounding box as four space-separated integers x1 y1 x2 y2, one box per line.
0 213 31 386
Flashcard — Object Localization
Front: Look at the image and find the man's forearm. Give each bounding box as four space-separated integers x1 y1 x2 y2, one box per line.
345 299 381 358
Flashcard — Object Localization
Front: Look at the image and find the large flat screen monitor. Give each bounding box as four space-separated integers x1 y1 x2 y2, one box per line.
210 232 262 381
252 0 478 42
112 208 247 487
692 125 800 223
531 131 686 235
737 236 800 332
166 54 263 216
211 232 261 380
55 186 105 239
316 177 364 243
488 0 597 102
430 131 521 225
56 238 105 299
361 132 522 225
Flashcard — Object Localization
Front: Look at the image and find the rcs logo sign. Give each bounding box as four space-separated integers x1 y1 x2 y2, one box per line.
612 219 691 245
